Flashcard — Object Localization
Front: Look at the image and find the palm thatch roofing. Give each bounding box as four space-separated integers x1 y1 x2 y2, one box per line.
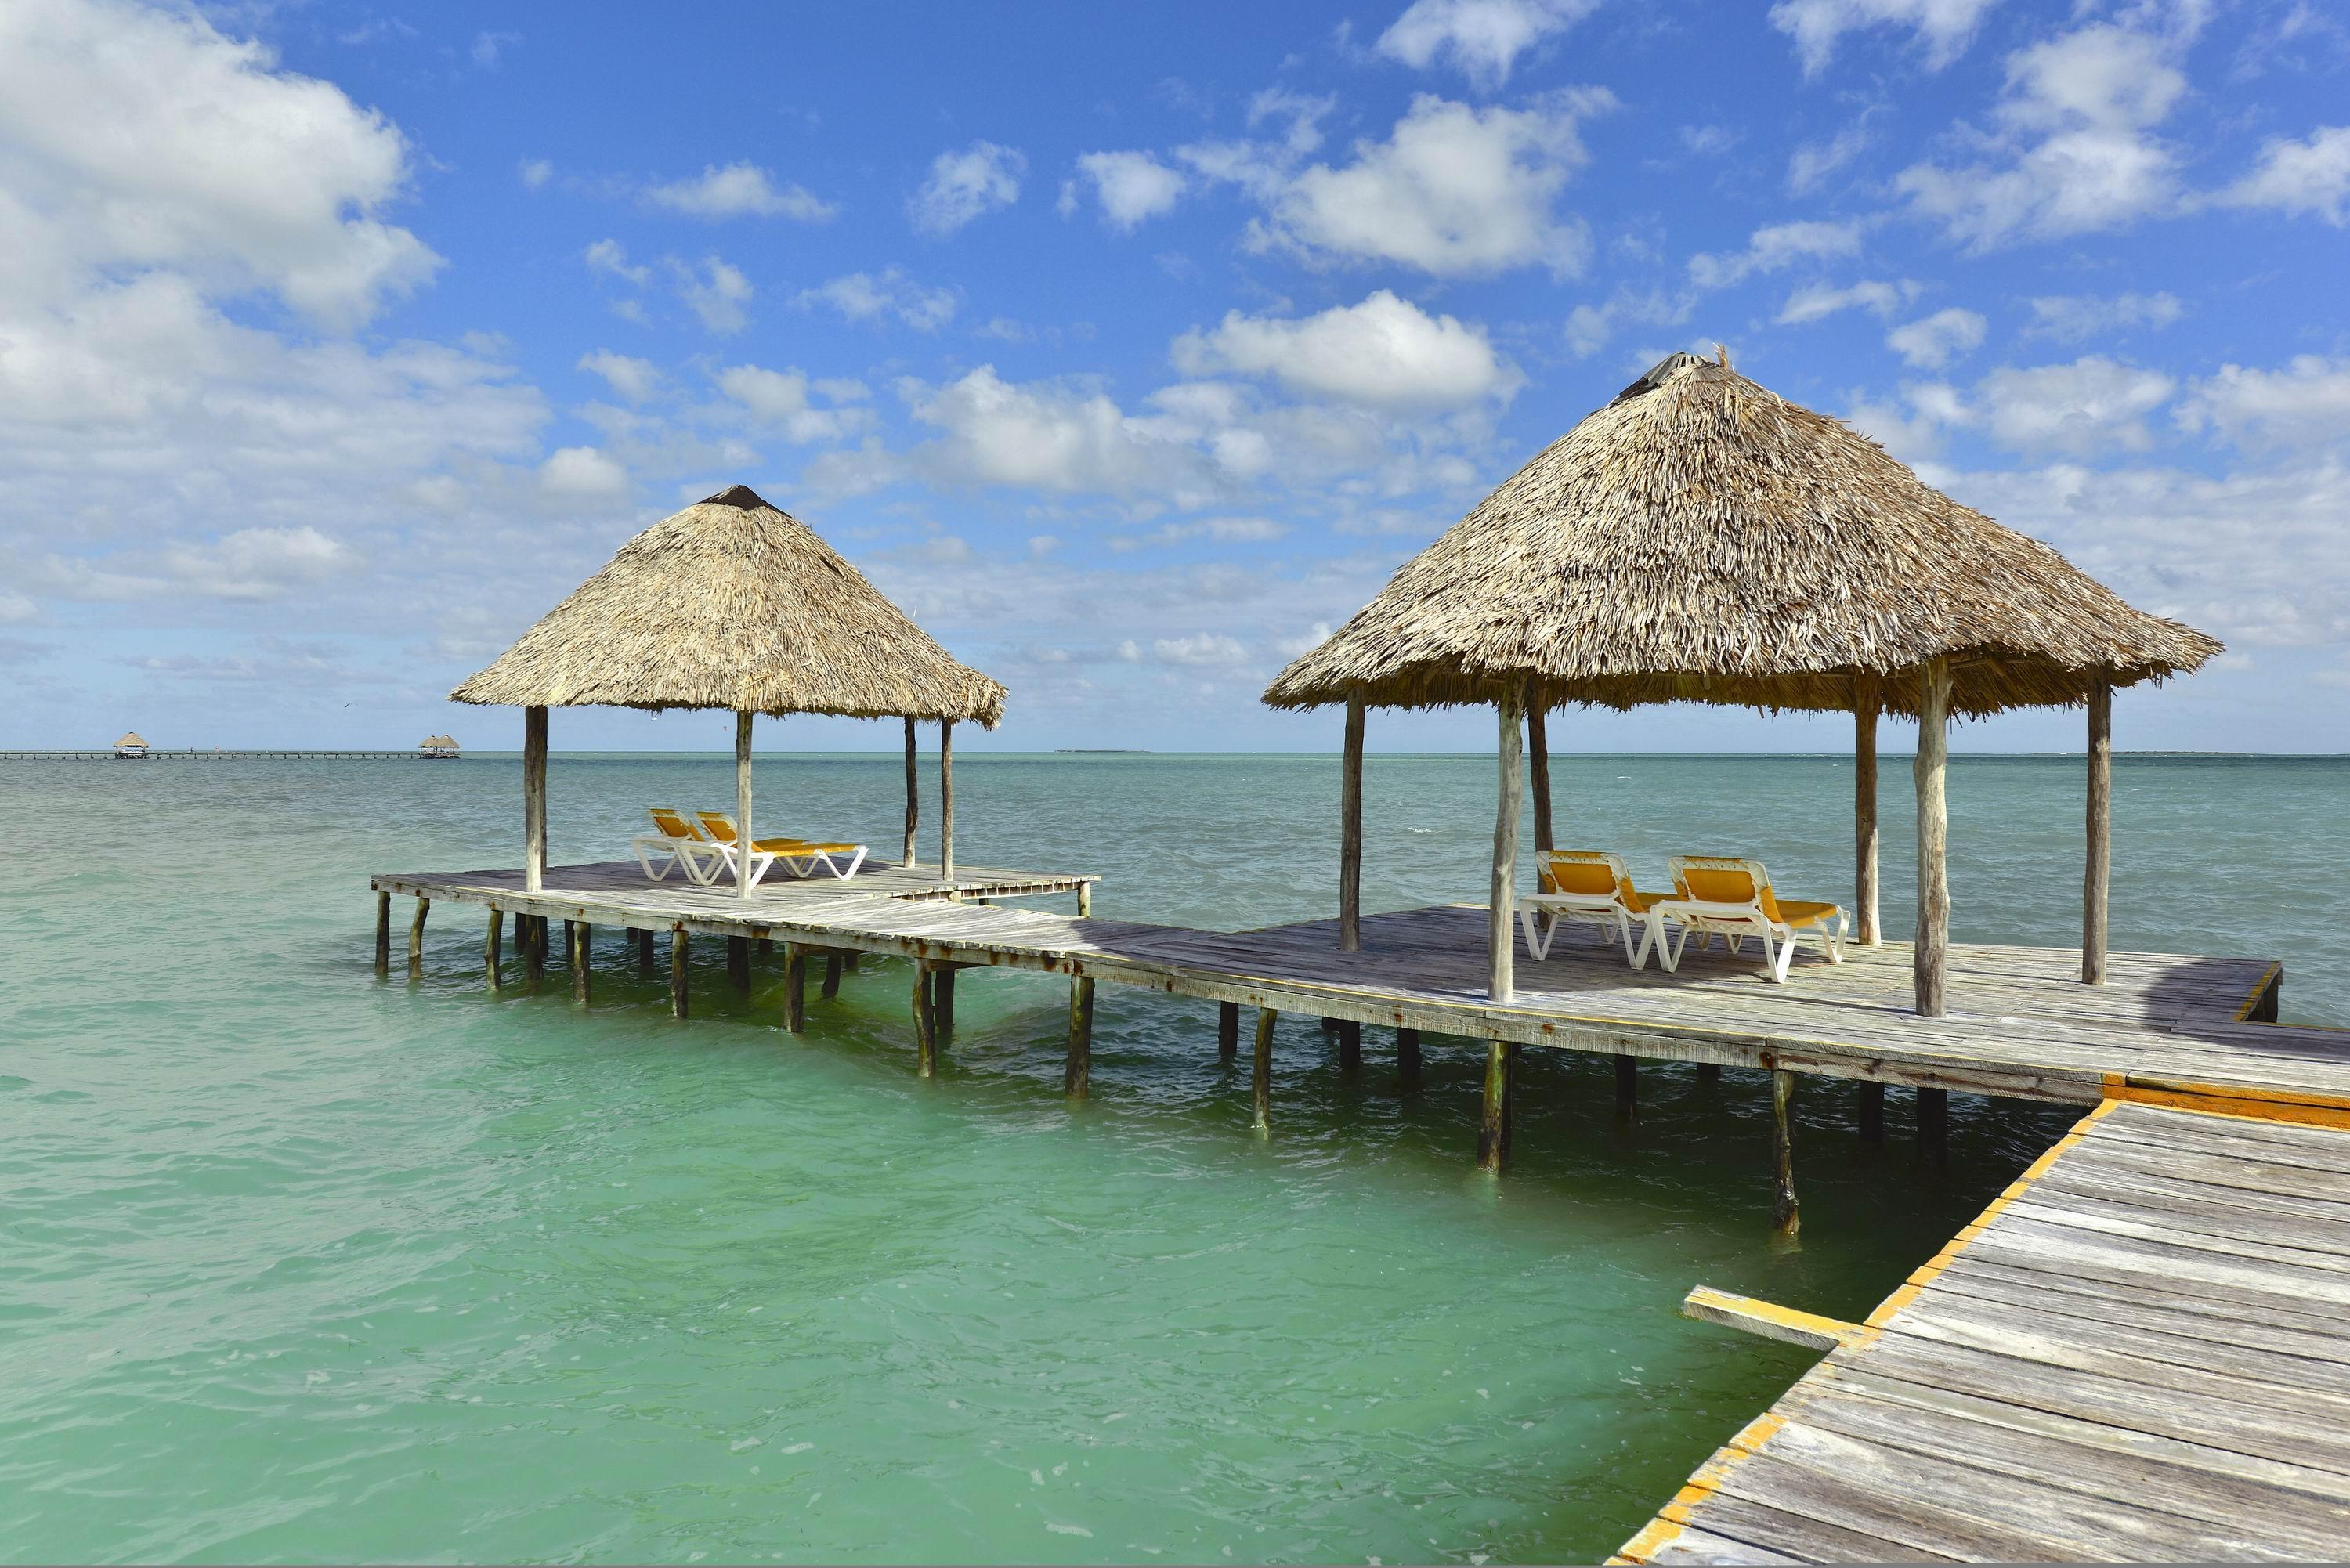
420 734 457 749
451 486 1007 725
1264 352 2220 719
116 732 145 747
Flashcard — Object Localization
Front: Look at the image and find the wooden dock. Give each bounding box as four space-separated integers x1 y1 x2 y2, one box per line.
1618 1097 2350 1563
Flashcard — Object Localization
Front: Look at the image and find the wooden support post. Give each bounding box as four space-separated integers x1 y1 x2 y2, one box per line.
486 909 502 991
1489 690 1523 1003
757 937 772 957
1339 695 1365 952
522 705 547 894
938 719 955 883
1771 1068 1799 1237
374 891 391 976
1697 1062 1721 1086
734 710 754 903
935 965 956 1042
821 952 844 999
727 934 750 995
669 928 688 1021
636 928 655 977
1477 1042 1514 1172
1914 656 1951 1019
525 915 545 992
1217 1001 1239 1062
783 944 807 1034
2084 678 2112 985
1252 1009 1277 1133
913 964 938 1078
1076 882 1092 917
1396 1028 1422 1089
1337 1018 1361 1071
571 921 591 1006
1615 1054 1637 1124
1528 701 1553 855
1065 976 1094 1099
1917 1086 1949 1166
407 897 428 979
562 919 576 967
1854 676 1881 946
1858 1081 1885 1146
902 714 919 869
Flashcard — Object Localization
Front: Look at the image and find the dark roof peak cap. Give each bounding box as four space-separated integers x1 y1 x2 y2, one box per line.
704 484 772 511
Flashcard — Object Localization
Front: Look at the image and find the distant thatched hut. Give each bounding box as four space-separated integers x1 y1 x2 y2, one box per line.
453 485 1005 895
418 734 460 760
1266 352 2219 1017
113 731 147 759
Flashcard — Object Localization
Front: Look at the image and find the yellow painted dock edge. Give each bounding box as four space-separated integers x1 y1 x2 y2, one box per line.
2100 1072 2350 1129
1613 1098 2118 1564
2232 960 2281 1021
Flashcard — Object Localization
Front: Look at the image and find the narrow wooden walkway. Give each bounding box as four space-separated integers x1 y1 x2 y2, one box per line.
1618 1098 2350 1563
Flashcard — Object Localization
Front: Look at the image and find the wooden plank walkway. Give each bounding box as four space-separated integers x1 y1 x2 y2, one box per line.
372 860 2342 1118
1618 1098 2350 1563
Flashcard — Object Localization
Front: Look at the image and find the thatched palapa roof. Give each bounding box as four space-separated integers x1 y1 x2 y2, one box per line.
1264 353 2220 719
452 486 1006 724
117 732 145 747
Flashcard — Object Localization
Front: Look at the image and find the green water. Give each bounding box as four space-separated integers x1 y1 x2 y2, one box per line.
2 753 2341 1564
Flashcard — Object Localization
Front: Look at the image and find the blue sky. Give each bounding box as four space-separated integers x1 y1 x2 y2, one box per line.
3 0 2346 753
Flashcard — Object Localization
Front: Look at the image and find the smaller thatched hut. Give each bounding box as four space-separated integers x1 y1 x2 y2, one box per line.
453 485 1004 895
418 735 460 760
113 731 147 759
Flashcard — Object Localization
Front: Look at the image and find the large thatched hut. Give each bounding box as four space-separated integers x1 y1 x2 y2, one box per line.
454 484 1005 896
1265 351 2219 1025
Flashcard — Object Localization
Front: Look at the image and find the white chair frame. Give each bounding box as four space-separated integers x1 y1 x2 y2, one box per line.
1650 856 1848 983
1513 851 1661 968
694 812 870 884
633 811 727 886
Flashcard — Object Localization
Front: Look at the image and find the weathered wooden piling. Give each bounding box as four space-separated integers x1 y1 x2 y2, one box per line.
1488 694 1522 1003
1914 656 1951 1017
726 935 750 995
1217 1000 1239 1062
1076 882 1092 917
374 891 391 976
1396 1027 1421 1088
1339 694 1364 952
1252 1008 1277 1133
913 964 940 1077
783 944 807 1034
525 914 546 991
1697 1062 1721 1086
1528 702 1554 854
935 965 957 1041
1615 1054 1637 1123
571 921 591 1004
821 951 844 999
1858 1081 1885 1145
1854 674 1882 945
1065 977 1094 1099
1477 1042 1515 1172
562 919 577 971
407 897 429 979
1917 1086 1949 1165
636 927 655 976
939 719 956 882
486 909 503 991
669 927 688 1019
1771 1068 1799 1237
2084 679 2112 984
1337 1018 1361 1071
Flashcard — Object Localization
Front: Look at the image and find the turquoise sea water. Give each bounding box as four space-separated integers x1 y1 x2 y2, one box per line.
2 751 2341 1564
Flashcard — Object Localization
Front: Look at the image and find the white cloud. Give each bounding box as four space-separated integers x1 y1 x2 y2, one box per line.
1788 121 1874 193
1977 356 2176 453
519 157 553 189
794 267 957 332
471 31 519 70
1687 220 1864 290
1777 278 1918 324
1110 517 1292 551
577 349 660 403
2023 291 2183 341
1072 151 1188 231
584 238 649 284
1170 291 1520 410
0 0 440 330
880 367 1221 500
645 161 837 222
2222 126 2350 224
1152 633 1251 666
1563 287 1690 356
1246 91 1614 276
1375 0 1599 90
539 445 628 498
1886 306 1987 368
712 363 868 444
1769 0 2000 77
909 140 1025 235
2176 356 2350 452
1896 24 2187 248
674 256 752 334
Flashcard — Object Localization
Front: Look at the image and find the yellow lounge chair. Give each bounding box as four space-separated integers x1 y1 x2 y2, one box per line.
1514 850 1673 966
1651 856 1847 982
693 811 869 883
634 806 727 886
